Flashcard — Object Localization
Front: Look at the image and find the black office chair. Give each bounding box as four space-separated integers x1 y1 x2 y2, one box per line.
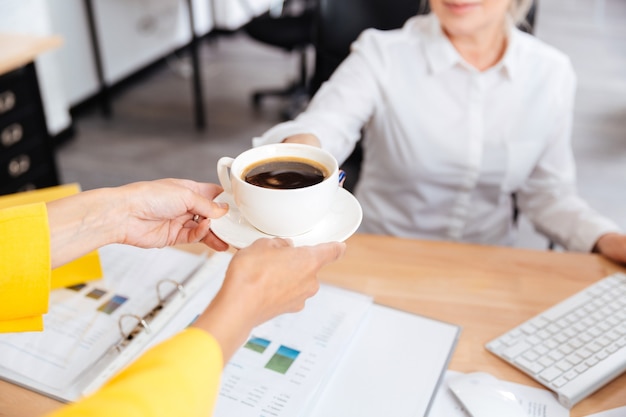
242 0 316 119
310 0 427 192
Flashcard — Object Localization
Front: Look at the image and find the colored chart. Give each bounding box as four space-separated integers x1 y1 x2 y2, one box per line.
244 337 271 353
265 345 300 374
97 295 128 314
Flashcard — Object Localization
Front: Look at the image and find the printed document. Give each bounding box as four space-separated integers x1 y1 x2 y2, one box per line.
213 285 373 417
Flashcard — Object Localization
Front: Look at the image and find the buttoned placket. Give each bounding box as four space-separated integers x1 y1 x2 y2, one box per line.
447 70 485 240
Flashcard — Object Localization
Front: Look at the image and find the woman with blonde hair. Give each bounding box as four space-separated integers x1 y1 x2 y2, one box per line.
254 0 626 263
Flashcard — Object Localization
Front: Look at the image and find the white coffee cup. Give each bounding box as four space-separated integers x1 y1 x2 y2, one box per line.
217 143 339 236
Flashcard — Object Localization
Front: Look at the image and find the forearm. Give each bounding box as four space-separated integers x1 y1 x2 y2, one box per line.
45 329 222 417
191 292 254 363
46 188 122 268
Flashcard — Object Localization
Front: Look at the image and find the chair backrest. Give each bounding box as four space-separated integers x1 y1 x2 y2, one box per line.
310 0 427 95
310 0 537 95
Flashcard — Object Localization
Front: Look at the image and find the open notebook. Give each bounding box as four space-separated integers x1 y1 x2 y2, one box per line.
0 245 460 416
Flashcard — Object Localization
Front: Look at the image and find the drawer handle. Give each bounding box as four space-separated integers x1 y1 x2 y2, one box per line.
0 91 16 114
8 154 31 177
18 183 36 192
1 123 24 147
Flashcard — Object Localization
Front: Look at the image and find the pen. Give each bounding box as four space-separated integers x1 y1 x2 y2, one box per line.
338 170 346 186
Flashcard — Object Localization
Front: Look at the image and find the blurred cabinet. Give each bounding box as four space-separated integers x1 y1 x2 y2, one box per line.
0 34 61 195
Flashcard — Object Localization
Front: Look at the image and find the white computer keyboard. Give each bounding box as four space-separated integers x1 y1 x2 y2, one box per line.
486 272 626 409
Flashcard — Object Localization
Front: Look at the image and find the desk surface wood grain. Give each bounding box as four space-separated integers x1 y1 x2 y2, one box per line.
1 234 624 417
0 33 62 76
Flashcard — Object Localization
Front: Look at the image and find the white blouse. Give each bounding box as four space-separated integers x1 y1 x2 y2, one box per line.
253 13 621 252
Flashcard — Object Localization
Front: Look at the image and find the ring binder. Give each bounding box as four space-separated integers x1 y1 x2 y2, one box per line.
116 314 152 352
157 279 186 301
0 245 232 403
113 258 207 353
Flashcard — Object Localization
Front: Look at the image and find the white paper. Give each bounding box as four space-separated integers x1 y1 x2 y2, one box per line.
212 285 373 417
304 305 460 417
429 371 570 417
0 244 205 391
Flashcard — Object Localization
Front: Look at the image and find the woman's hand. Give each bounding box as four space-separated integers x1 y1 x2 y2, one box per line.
594 233 626 264
283 133 321 147
47 179 229 268
192 238 346 361
115 179 228 250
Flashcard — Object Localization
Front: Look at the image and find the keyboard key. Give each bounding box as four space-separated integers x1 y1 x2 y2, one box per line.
574 363 589 373
596 350 609 360
536 329 551 340
576 347 594 359
502 341 532 360
514 357 544 374
587 341 604 352
568 338 583 349
539 366 562 382
538 356 555 368
565 353 584 365
520 323 537 334
606 343 619 354
547 324 561 334
564 370 578 381
555 359 573 372
530 316 550 328
585 356 599 367
526 335 542 345
522 350 540 362
558 344 574 355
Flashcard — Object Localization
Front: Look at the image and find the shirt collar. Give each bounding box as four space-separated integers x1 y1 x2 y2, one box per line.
421 14 520 80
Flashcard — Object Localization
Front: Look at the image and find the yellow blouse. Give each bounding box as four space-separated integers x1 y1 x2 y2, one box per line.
0 202 223 417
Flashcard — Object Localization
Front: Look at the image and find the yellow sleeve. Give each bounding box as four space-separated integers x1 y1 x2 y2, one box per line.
46 328 224 417
0 203 51 332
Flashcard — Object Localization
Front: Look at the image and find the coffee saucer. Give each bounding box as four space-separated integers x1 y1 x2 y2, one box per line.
210 188 363 249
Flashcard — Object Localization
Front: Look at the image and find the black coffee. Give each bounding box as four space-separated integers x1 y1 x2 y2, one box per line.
243 157 328 189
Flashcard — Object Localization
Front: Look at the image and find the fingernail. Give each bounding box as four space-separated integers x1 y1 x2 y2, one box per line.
216 202 228 209
338 170 346 183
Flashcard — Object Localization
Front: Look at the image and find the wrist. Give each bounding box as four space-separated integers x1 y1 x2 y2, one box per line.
191 294 256 362
47 187 125 267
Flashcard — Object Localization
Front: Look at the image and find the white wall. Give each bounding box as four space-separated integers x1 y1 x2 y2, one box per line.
46 0 202 106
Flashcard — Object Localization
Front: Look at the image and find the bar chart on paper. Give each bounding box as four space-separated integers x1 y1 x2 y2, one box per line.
213 286 374 417
265 345 300 374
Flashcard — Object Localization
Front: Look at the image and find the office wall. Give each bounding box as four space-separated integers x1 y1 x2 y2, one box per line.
46 0 213 107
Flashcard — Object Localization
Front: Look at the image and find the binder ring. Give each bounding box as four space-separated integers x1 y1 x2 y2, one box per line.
156 279 186 303
118 314 151 340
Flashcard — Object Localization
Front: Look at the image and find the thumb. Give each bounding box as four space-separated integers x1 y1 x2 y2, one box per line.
194 198 229 220
310 241 346 267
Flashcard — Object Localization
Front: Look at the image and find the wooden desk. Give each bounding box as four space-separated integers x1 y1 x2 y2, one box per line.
1 234 624 417
319 234 626 417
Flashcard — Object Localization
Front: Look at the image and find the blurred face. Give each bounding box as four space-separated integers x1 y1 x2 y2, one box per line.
429 0 512 39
